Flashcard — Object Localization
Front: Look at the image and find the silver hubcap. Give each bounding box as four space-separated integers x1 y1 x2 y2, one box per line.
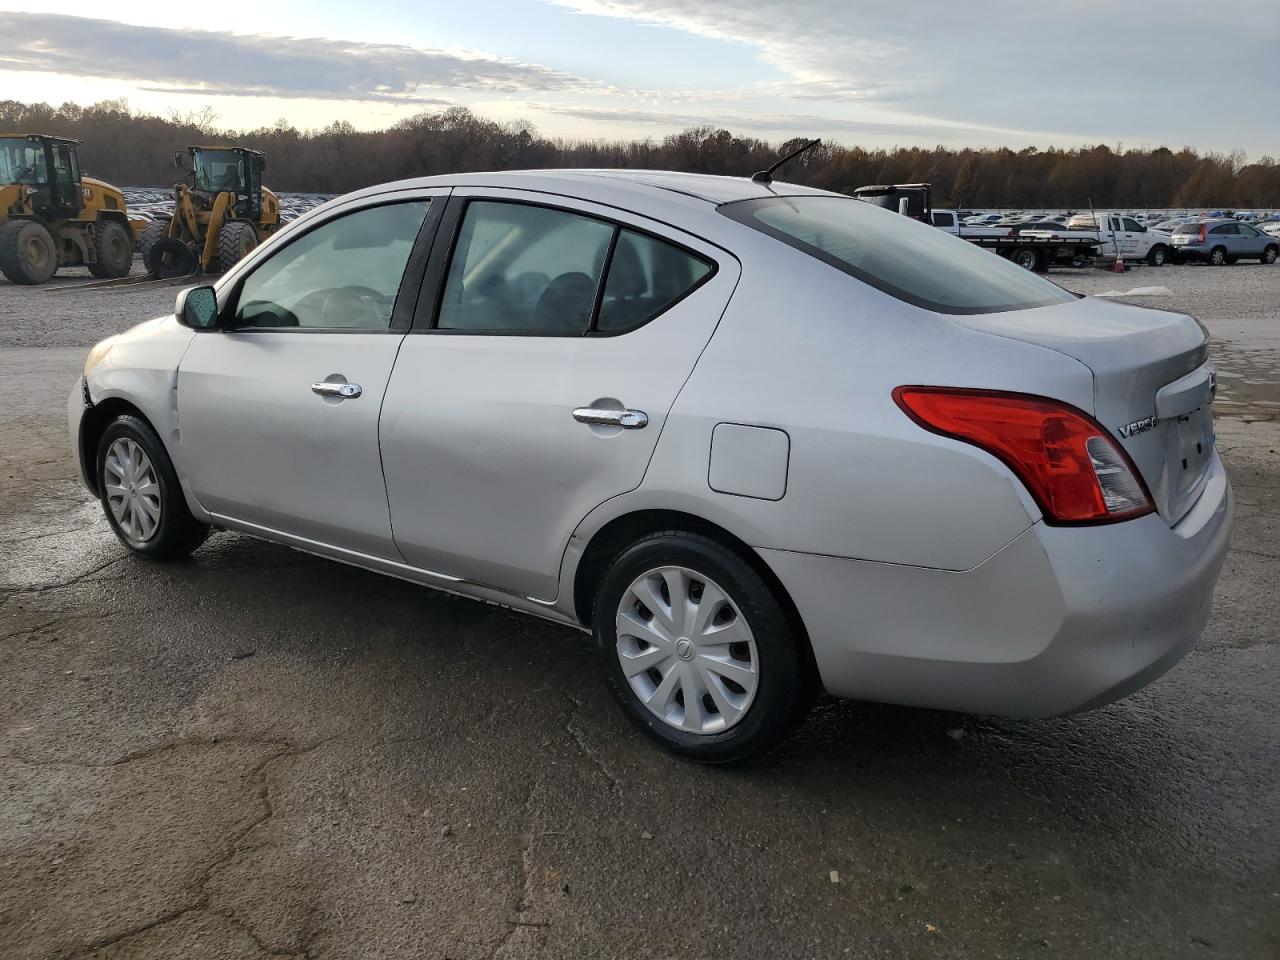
615 565 759 735
104 438 161 542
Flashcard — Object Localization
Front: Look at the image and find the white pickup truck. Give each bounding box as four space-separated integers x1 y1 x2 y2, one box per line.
1022 214 1173 266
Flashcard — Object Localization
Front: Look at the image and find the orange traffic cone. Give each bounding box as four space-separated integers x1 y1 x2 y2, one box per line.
1113 253 1126 273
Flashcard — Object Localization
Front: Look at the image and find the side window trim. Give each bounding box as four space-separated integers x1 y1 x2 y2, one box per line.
410 195 718 338
218 192 446 334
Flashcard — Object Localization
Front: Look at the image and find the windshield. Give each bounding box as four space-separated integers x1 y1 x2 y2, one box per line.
192 150 245 193
0 138 47 185
722 196 1075 315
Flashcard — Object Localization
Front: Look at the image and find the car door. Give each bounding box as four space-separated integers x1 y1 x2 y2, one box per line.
1120 217 1147 257
177 190 445 558
379 190 740 601
1237 223 1264 257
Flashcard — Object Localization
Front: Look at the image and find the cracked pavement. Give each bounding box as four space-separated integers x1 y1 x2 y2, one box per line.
1 266 1278 959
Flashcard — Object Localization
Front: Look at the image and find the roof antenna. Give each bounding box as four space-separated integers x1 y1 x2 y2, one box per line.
751 138 820 184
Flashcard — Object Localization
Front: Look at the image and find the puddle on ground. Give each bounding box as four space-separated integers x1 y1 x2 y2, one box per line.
1210 338 1280 420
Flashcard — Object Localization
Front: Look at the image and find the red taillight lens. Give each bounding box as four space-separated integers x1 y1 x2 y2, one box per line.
1198 224 1207 243
893 387 1154 524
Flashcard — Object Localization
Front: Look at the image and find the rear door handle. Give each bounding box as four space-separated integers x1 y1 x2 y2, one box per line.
312 381 362 399
572 407 648 429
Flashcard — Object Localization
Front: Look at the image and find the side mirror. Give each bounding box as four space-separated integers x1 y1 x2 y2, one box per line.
176 285 219 330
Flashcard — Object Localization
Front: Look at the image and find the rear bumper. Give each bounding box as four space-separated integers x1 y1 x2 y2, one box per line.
759 452 1232 718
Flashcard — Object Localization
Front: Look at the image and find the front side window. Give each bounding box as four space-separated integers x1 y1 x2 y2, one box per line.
437 201 613 333
234 201 429 330
723 196 1074 315
1122 218 1144 232
932 213 954 227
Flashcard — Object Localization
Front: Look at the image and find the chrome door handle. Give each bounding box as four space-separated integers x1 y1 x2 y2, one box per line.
572 407 648 429
312 381 362 399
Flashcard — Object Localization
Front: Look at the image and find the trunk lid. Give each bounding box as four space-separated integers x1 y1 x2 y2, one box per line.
950 296 1213 525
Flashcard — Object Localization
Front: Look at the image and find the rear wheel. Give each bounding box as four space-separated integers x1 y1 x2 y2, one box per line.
0 219 58 284
96 415 209 560
593 531 811 762
1209 246 1228 266
1010 247 1039 271
1262 245 1278 264
1146 244 1168 267
88 221 133 278
217 220 257 273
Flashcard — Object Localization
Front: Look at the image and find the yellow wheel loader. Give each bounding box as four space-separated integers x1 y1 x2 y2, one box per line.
139 145 279 279
0 134 136 285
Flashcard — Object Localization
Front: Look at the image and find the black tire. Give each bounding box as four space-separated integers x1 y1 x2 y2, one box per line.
0 219 58 284
592 531 810 763
137 217 170 268
217 220 257 273
1010 247 1038 271
145 237 196 279
96 414 209 560
88 220 133 279
1209 246 1228 266
1261 245 1278 265
1146 244 1168 267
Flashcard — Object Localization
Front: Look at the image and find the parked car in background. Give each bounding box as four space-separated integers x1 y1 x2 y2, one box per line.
930 209 961 234
1023 214 1173 265
1259 221 1280 239
67 169 1233 760
1171 219 1280 264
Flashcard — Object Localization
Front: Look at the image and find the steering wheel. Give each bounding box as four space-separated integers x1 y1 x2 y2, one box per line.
316 286 389 327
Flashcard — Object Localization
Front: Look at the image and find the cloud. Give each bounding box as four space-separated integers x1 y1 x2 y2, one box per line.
538 104 1079 146
0 12 599 104
550 0 1280 149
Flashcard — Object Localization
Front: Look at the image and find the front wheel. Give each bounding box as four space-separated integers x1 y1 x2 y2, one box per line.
96 415 209 560
593 531 811 762
1262 245 1278 264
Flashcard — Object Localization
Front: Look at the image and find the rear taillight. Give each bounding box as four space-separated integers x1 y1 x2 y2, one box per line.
892 387 1154 524
1197 224 1207 244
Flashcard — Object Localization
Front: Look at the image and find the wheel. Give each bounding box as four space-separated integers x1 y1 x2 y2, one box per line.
145 238 196 279
1146 245 1168 267
1261 245 1277 264
96 415 209 560
0 219 58 284
217 220 258 273
593 531 810 762
137 218 170 268
1209 246 1228 266
1010 247 1038 271
88 221 133 278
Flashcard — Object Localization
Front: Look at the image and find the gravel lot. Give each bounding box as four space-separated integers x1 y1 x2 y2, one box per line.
1 261 1277 959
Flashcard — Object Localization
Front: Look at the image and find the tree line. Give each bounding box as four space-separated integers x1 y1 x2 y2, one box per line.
4 98 1279 209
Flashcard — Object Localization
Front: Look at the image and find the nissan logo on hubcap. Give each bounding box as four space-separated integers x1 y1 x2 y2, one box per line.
675 638 694 660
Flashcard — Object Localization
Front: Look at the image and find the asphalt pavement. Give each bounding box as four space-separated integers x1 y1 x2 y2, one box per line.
1 265 1277 959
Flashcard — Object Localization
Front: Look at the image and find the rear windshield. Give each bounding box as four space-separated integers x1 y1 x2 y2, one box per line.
721 196 1074 315
1173 223 1202 234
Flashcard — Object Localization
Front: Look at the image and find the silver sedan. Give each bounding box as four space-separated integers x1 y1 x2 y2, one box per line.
69 171 1232 761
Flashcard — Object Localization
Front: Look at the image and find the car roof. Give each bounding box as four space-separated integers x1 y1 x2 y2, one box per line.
352 168 836 207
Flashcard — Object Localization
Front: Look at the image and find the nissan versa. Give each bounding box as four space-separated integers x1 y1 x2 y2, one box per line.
69 171 1232 761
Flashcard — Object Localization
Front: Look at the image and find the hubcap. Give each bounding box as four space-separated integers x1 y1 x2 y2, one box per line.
103 438 161 543
615 565 759 735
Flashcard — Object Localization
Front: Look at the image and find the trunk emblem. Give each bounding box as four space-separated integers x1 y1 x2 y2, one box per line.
1118 415 1159 439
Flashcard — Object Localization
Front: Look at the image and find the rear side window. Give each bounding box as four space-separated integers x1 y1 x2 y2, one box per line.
722 196 1073 315
438 201 613 333
1173 224 1201 234
1210 223 1238 235
436 200 714 335
597 230 713 333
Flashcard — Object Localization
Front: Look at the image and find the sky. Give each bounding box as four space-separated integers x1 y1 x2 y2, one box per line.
1 1 1277 154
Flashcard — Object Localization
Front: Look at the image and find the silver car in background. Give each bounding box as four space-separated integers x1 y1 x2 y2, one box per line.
1171 219 1280 264
69 171 1232 761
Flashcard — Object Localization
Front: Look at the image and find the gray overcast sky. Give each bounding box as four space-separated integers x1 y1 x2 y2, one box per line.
1 1 1276 153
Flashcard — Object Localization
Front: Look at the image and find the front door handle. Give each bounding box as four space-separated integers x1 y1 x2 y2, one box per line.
312 381 362 399
572 407 648 429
